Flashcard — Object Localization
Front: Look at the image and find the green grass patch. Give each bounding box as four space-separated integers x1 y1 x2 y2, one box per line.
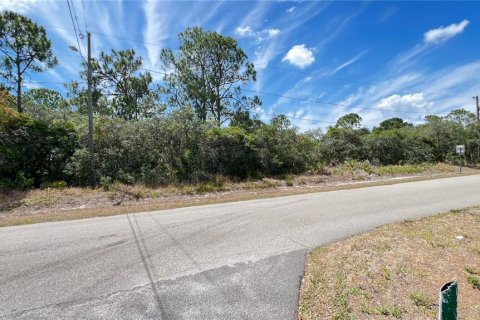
467 275 480 290
410 291 435 308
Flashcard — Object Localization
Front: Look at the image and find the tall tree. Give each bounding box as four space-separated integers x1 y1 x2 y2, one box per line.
374 117 411 132
0 11 57 112
161 27 260 125
335 113 362 129
23 88 70 123
88 49 161 120
446 108 476 126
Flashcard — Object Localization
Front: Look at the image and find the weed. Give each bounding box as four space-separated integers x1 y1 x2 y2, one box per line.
376 164 430 175
380 265 392 281
284 175 294 186
195 183 217 194
410 292 434 308
473 244 480 254
40 181 67 189
361 304 404 318
467 275 480 290
465 265 480 275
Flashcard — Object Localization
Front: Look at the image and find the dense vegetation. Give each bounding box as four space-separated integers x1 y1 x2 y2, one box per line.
1 12 479 189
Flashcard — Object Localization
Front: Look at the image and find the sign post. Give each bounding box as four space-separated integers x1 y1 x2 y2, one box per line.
439 281 457 320
455 145 465 173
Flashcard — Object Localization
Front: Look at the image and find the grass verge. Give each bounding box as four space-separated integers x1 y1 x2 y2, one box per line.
298 207 480 320
0 166 478 228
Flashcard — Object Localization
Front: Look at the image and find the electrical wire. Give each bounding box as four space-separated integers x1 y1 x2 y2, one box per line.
66 0 86 61
81 0 88 32
70 0 87 53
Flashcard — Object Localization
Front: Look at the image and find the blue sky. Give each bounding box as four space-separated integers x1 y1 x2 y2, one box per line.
3 0 480 130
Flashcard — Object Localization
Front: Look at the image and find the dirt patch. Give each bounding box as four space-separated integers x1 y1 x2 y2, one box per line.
0 164 477 227
298 207 480 320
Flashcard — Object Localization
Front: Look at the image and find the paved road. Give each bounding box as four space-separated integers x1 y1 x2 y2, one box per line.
1 175 480 320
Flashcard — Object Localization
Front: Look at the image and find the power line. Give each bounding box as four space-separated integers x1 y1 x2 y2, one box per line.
266 65 461 100
140 67 442 116
249 109 378 128
66 0 86 61
242 88 428 115
44 25 167 47
70 0 87 53
81 0 88 32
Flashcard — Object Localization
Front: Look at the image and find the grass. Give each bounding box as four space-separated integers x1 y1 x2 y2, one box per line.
467 276 480 290
360 304 404 318
0 164 478 228
298 207 480 320
410 291 435 308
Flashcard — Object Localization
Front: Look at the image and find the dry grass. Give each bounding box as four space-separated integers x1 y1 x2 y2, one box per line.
298 207 480 320
0 164 478 227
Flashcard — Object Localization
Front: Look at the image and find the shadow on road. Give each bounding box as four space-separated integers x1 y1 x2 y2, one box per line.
126 214 167 319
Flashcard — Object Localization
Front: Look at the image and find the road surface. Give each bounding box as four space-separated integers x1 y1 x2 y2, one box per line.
1 175 480 319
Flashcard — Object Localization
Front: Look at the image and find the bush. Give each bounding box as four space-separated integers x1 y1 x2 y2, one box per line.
0 105 76 188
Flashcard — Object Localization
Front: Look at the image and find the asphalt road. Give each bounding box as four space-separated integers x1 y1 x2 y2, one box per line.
1 175 480 320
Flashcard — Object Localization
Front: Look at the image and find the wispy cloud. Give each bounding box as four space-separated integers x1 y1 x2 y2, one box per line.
392 19 470 71
328 50 369 75
0 0 38 13
235 26 280 42
424 19 469 44
142 0 170 67
380 6 397 22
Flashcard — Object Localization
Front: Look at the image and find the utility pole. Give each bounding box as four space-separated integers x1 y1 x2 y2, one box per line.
474 96 479 121
69 34 96 188
87 32 96 188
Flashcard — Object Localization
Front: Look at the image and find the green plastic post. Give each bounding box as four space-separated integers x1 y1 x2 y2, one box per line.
439 281 457 320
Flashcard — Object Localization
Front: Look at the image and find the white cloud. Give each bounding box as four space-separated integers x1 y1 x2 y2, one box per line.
377 92 433 112
267 28 280 37
235 26 280 41
424 19 469 44
0 0 38 13
286 6 295 13
142 0 171 67
235 26 255 37
282 44 315 68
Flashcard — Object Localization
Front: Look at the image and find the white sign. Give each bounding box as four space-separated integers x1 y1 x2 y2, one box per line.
456 145 465 155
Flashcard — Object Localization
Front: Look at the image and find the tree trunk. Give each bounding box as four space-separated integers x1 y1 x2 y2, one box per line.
16 60 22 113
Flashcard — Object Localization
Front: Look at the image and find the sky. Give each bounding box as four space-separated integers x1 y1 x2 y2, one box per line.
2 0 480 131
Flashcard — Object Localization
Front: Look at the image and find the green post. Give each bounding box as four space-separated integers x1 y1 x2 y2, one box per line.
439 281 457 320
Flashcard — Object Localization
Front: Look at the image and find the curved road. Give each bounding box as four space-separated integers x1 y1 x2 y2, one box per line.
1 175 480 319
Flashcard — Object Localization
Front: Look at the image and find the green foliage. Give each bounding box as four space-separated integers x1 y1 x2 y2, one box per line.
374 117 411 132
284 175 294 186
0 11 57 112
0 104 76 188
160 27 260 125
1 24 480 190
410 292 434 307
467 275 480 290
23 88 71 123
89 49 162 120
335 113 362 129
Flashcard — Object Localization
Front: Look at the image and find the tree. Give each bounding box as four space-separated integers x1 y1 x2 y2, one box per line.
23 88 70 123
446 108 476 126
374 117 411 132
335 113 362 129
161 27 260 125
88 49 161 120
0 11 57 112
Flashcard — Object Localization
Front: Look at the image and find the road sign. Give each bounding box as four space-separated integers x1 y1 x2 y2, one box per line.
455 145 465 155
